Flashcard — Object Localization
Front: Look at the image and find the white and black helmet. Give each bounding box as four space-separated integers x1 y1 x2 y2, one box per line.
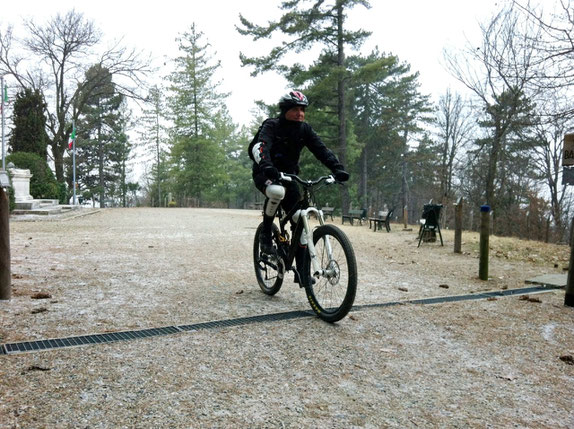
279 91 309 111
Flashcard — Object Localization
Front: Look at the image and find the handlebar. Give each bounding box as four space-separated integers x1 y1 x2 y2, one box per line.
279 172 337 187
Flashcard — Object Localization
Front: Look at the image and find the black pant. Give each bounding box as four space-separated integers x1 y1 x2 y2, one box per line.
253 172 301 217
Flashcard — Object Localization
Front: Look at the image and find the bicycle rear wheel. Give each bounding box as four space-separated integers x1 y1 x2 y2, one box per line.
253 222 284 295
304 224 357 322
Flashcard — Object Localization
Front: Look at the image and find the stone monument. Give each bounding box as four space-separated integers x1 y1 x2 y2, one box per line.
8 167 33 203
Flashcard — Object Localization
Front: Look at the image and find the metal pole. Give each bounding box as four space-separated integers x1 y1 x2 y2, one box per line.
565 217 574 306
72 121 76 205
0 186 10 300
454 197 463 254
479 205 491 281
1 76 5 171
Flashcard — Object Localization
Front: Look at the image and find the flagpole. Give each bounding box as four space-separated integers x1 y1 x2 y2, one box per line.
72 120 77 205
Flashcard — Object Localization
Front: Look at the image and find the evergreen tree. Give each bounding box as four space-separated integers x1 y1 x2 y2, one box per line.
8 88 50 159
237 0 372 212
167 23 228 206
73 64 126 206
345 51 432 218
137 85 167 207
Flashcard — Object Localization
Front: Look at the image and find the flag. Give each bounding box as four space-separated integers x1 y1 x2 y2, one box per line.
0 85 5 113
68 125 76 150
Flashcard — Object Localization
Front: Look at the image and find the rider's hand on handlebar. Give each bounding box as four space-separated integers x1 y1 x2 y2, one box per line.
333 169 350 182
263 166 280 181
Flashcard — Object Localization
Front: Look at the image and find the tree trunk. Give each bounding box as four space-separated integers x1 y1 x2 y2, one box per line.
359 146 368 209
401 130 409 222
52 141 65 183
336 3 350 213
98 115 105 208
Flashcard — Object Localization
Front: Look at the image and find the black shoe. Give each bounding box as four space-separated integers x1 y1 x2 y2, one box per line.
294 269 315 288
259 231 275 255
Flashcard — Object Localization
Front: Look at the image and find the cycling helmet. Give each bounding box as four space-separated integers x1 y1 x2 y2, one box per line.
278 91 309 111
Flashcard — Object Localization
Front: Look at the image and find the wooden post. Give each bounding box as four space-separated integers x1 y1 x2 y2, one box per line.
454 197 463 254
0 186 10 300
479 205 490 281
565 217 574 306
403 205 408 229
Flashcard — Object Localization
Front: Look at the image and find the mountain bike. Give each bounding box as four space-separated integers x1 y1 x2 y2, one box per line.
253 173 357 323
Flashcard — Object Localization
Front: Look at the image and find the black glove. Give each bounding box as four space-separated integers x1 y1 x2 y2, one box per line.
333 169 350 182
263 165 280 181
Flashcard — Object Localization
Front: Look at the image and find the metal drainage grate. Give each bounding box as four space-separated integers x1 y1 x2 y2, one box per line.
353 285 561 311
0 286 561 355
0 310 313 355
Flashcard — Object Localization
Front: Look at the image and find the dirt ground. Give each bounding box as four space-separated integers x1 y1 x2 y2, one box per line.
1 207 573 428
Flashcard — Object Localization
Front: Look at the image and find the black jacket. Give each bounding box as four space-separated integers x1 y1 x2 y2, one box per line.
252 117 343 175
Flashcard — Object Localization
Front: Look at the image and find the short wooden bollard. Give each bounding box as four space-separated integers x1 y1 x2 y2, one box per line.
454 197 463 254
565 217 574 307
479 205 490 281
403 205 408 230
0 186 11 300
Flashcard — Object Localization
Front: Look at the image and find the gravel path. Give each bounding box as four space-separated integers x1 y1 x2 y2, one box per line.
1 208 573 428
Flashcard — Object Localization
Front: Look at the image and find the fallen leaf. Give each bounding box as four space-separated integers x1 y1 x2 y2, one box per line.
496 374 517 381
31 292 52 300
235 290 244 295
559 355 574 365
31 307 48 314
24 365 51 372
439 284 449 289
398 287 408 292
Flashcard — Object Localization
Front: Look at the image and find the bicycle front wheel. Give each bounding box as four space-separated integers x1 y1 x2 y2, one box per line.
253 222 284 295
305 224 357 322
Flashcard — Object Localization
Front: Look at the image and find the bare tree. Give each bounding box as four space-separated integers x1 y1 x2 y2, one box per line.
0 10 150 183
435 89 475 201
444 5 541 210
527 93 574 239
514 1 573 83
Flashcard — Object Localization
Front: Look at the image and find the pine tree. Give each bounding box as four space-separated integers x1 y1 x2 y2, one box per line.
237 0 371 212
137 85 167 207
74 64 126 207
167 24 228 206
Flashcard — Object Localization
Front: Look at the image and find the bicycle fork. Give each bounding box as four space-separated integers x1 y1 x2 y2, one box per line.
296 208 334 279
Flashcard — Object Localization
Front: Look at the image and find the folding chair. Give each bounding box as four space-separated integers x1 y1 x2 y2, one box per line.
418 204 444 247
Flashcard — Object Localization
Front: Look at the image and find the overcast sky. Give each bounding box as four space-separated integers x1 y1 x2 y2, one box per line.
1 0 503 127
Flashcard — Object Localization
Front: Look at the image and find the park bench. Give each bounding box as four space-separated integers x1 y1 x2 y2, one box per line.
342 209 365 226
321 206 334 221
369 209 394 232
418 203 444 247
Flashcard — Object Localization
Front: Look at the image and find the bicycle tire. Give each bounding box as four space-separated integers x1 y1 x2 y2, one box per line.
304 224 357 322
253 222 284 295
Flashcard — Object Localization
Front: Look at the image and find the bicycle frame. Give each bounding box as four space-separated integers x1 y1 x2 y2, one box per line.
276 174 336 278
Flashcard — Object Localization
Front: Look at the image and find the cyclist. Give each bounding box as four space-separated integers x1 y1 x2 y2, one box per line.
250 90 349 283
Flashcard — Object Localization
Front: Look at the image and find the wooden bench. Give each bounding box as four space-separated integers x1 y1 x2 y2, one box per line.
369 209 394 232
342 209 365 226
321 207 334 221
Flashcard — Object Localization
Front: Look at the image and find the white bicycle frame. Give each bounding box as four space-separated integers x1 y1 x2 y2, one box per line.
296 206 334 279
279 173 337 279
